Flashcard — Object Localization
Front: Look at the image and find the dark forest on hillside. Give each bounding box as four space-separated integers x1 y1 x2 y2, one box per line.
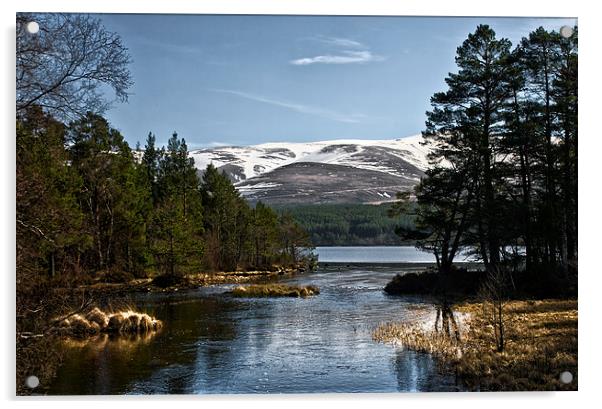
280 203 415 246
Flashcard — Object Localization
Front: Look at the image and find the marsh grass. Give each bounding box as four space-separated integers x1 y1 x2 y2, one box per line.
373 299 577 391
230 284 320 298
56 307 162 337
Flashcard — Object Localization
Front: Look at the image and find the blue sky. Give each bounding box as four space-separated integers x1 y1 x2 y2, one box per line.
98 14 576 149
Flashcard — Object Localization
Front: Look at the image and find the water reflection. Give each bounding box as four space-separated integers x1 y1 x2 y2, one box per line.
51 295 239 394
393 350 459 392
49 265 459 394
61 331 159 350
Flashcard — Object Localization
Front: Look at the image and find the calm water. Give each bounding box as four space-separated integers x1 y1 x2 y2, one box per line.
316 246 435 263
48 248 459 395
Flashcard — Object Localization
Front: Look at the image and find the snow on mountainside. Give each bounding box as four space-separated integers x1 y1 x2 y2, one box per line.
190 135 430 180
189 135 433 205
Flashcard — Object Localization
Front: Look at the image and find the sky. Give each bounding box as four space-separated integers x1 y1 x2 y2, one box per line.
97 14 576 149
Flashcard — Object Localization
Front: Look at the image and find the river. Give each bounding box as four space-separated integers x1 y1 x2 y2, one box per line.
48 246 460 394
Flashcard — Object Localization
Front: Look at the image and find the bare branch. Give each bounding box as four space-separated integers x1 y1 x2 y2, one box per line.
16 13 133 121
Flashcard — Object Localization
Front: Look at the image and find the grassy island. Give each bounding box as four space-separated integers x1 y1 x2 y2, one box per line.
230 284 320 298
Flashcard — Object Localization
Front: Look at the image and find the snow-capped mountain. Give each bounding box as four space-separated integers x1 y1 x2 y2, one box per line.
190 134 432 205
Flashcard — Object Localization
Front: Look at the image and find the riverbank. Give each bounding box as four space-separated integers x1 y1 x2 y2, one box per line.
373 299 577 391
75 267 305 295
384 266 577 299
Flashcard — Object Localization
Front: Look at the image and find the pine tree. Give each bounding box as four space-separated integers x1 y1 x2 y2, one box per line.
398 25 578 286
519 28 559 266
151 132 204 276
250 202 280 268
414 168 474 274
200 164 247 271
278 212 314 265
502 26 578 270
67 112 149 274
423 24 514 269
552 27 578 269
16 107 85 281
142 132 162 205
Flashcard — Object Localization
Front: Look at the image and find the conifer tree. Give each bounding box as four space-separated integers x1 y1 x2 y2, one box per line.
278 212 314 264
16 107 85 280
142 132 162 205
151 132 203 276
423 24 514 269
552 27 578 268
250 202 280 268
200 164 247 271
67 113 149 273
395 25 578 285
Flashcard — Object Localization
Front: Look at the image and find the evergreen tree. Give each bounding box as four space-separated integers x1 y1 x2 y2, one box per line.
498 46 540 270
552 27 578 269
151 132 204 276
394 25 578 288
250 202 280 268
519 27 564 266
67 112 148 273
200 164 246 271
413 168 474 274
142 132 162 205
16 107 85 281
507 26 577 270
278 212 314 264
423 24 514 269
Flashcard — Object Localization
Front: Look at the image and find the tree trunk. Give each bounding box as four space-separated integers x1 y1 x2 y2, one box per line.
49 251 56 278
497 302 504 352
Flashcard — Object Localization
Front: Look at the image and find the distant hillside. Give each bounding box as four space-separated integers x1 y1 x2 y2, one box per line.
277 203 416 246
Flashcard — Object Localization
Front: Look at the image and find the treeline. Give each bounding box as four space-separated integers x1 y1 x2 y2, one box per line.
17 109 314 286
280 204 415 246
394 25 577 288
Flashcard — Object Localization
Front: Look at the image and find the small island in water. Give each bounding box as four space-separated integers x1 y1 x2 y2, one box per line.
230 284 320 298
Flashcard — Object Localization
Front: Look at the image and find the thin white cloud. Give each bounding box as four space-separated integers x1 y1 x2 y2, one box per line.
290 50 385 66
211 89 365 123
315 35 365 48
136 37 203 55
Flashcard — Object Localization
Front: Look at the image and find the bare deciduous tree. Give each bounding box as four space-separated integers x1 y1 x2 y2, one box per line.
479 265 514 352
16 13 133 120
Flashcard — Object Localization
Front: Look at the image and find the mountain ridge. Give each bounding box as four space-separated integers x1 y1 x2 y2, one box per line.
189 135 432 205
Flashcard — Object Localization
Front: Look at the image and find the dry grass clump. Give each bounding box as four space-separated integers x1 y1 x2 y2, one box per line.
373 322 463 359
230 284 320 298
373 299 577 391
57 308 162 337
86 307 109 327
